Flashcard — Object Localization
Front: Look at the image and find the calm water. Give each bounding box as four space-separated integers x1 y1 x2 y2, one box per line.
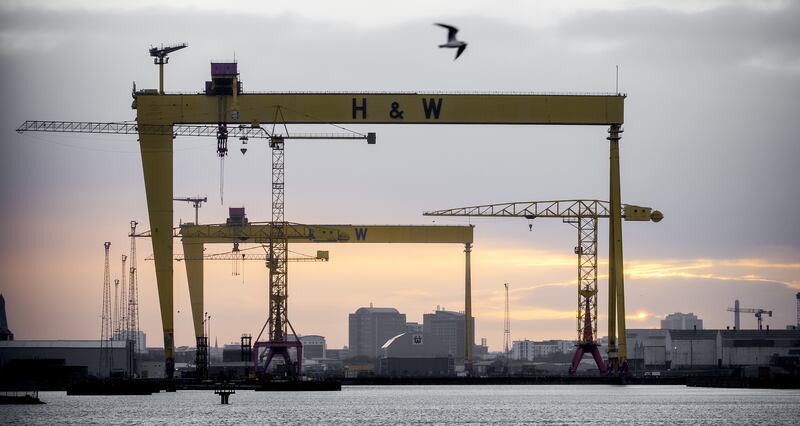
3 385 799 425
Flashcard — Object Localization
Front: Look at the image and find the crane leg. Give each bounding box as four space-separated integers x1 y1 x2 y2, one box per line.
183 240 205 340
608 124 625 374
139 132 175 379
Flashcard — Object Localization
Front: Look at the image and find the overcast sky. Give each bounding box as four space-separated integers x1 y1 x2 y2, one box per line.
0 0 798 351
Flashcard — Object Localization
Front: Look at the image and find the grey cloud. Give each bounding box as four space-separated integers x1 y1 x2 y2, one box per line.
555 2 800 70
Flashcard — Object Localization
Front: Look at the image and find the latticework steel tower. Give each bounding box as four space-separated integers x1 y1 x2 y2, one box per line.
257 136 302 377
127 221 140 356
113 278 120 339
566 215 607 375
503 283 511 359
100 242 113 378
117 255 127 339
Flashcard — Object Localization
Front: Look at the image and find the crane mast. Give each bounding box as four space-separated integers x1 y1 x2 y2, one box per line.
258 133 373 378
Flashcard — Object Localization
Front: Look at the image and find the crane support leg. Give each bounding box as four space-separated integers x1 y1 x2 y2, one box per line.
183 240 205 339
464 243 473 373
608 124 626 374
139 132 175 378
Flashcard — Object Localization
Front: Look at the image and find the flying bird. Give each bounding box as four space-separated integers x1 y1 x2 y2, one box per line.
434 23 467 60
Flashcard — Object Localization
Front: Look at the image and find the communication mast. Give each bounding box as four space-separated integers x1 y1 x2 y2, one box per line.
504 283 511 360
100 242 113 378
113 278 120 339
117 255 127 340
128 221 140 357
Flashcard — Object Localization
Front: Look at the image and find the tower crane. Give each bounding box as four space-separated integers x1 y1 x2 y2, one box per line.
149 42 188 94
174 196 207 225
424 199 663 375
727 305 773 330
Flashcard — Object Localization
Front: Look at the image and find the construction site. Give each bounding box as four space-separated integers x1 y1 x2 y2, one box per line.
3 41 799 394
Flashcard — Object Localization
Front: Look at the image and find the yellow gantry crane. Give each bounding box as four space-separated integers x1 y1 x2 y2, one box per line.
18 46 631 378
136 220 475 375
424 199 662 374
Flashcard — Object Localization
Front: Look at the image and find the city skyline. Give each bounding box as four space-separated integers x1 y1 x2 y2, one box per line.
1 0 798 352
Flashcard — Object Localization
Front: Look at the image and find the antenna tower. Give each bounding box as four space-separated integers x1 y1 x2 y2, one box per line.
113 278 119 339
128 221 140 356
504 283 511 359
100 242 113 378
118 255 127 340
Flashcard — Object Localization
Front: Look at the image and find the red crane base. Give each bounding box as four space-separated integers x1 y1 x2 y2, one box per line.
253 340 303 379
569 343 607 375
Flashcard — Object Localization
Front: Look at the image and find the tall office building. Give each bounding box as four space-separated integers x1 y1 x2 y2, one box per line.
348 307 407 359
423 307 474 361
660 312 703 330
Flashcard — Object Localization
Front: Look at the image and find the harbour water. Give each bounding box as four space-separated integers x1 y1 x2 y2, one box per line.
3 385 799 425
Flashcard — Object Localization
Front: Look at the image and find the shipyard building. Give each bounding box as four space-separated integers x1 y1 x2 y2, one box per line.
348 307 407 359
625 328 800 372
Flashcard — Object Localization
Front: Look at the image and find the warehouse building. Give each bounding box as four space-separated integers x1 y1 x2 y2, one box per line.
0 340 134 380
624 329 800 371
379 332 453 377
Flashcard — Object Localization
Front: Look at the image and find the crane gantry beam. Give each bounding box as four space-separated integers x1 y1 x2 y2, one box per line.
424 199 662 374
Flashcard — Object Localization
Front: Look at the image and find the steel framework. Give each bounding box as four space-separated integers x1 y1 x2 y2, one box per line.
16 120 370 141
424 199 661 375
127 221 140 369
116 255 127 339
100 242 113 378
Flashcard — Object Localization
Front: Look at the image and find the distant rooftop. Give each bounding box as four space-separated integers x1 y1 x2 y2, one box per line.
355 307 400 314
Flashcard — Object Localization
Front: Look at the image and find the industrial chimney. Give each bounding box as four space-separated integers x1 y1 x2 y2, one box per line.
734 299 740 331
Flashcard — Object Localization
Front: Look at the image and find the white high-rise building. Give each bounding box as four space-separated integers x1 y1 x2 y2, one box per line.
660 312 703 330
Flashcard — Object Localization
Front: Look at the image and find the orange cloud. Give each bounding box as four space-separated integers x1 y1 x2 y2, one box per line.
625 258 799 289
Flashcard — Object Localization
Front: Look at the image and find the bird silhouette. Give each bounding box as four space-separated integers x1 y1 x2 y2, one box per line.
435 23 467 60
